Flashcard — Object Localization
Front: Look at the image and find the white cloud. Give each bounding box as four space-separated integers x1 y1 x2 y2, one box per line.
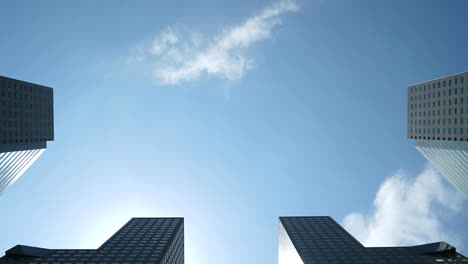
150 28 179 56
129 0 299 85
342 165 465 247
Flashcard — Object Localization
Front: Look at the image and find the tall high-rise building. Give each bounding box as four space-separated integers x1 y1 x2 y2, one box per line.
279 216 467 264
0 76 54 195
0 217 184 264
407 71 468 196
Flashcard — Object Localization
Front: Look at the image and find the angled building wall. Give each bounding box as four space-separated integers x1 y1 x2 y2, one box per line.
0 217 184 264
278 218 303 264
279 216 467 264
0 148 45 196
415 140 468 196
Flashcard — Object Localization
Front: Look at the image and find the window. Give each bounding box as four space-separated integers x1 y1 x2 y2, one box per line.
443 80 446 87
455 78 458 85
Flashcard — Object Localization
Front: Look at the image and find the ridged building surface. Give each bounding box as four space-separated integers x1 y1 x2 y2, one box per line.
415 140 468 196
279 216 468 264
0 148 45 195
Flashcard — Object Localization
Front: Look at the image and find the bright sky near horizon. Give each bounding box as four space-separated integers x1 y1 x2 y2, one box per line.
0 1 467 264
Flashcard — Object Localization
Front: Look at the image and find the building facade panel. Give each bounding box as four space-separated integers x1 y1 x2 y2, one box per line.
0 76 54 195
0 76 54 145
279 216 467 264
278 219 304 264
0 218 184 264
415 140 468 196
407 72 468 141
0 149 45 195
407 72 468 197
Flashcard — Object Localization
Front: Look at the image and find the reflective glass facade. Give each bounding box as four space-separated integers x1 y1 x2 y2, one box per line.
0 217 184 264
0 76 54 195
279 216 467 264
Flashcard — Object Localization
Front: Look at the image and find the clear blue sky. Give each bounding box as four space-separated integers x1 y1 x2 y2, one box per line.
0 1 467 264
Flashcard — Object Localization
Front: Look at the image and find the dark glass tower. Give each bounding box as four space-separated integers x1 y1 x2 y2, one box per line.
0 76 54 195
0 217 184 264
279 216 467 264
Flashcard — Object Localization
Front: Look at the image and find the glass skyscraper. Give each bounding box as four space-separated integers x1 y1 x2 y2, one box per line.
0 217 184 264
0 76 54 195
279 216 467 264
407 71 468 196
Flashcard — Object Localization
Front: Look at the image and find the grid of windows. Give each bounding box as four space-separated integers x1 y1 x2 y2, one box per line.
280 216 467 264
407 72 468 142
0 76 54 145
0 218 184 264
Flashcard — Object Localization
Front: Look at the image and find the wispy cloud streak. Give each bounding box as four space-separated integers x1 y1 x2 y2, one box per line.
342 166 464 247
128 0 299 85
